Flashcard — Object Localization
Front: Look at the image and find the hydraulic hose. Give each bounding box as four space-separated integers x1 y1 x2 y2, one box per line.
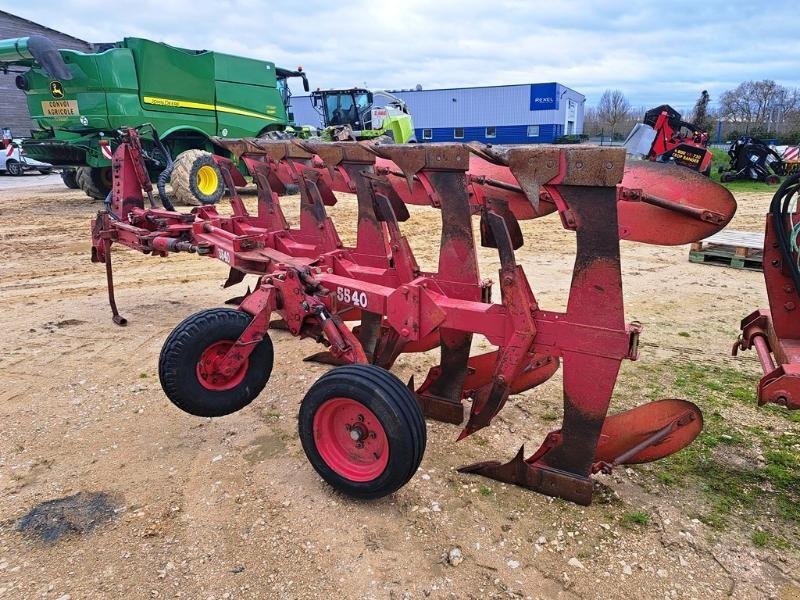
770 172 800 295
150 127 176 212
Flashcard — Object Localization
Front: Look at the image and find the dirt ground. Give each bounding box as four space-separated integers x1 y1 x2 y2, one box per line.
0 175 798 600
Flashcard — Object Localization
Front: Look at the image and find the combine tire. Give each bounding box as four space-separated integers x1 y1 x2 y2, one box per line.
5 159 22 176
170 149 224 206
298 364 426 499
61 168 79 189
76 166 112 200
159 308 274 417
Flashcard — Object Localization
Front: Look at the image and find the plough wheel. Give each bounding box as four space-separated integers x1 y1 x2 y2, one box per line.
299 364 426 499
159 308 274 417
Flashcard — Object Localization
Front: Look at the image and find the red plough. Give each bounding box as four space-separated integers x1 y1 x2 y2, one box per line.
91 130 735 504
735 174 800 409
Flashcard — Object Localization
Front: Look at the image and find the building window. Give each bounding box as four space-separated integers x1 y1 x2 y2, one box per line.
527 125 540 137
486 126 496 138
454 128 464 139
422 129 432 140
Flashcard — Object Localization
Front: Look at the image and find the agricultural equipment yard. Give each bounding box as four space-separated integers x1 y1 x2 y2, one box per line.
1 177 798 599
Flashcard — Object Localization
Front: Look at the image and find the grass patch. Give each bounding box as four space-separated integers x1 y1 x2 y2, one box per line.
540 409 559 422
628 360 800 540
479 485 493 497
751 531 769 547
621 510 651 528
678 331 691 338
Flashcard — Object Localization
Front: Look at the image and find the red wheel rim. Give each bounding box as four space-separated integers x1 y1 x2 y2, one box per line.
195 340 248 391
313 397 389 482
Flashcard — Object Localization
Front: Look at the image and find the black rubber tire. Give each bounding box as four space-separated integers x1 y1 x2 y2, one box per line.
76 166 112 200
298 364 426 499
6 159 22 176
169 149 224 206
720 172 736 183
61 168 79 189
159 308 274 417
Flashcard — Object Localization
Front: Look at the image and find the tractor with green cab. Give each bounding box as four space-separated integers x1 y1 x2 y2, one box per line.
311 88 416 143
0 35 310 203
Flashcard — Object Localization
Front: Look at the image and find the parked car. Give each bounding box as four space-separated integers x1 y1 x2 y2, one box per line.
1 140 52 175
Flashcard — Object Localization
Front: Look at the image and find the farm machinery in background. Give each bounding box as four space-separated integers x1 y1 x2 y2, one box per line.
0 34 310 203
625 104 713 175
718 136 786 184
311 88 416 143
89 128 740 505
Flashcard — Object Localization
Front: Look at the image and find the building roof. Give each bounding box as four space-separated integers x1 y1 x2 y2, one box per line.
0 10 92 47
389 82 585 100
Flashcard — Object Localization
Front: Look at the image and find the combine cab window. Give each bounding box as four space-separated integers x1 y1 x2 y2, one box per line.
454 128 464 139
527 125 540 137
422 129 432 140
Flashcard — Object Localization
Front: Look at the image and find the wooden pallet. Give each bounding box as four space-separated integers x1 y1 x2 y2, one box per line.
689 230 765 270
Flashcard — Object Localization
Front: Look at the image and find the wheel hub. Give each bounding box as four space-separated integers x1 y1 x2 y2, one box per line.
196 340 248 391
313 398 389 482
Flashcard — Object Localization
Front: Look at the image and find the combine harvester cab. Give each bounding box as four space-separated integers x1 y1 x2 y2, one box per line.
91 133 737 505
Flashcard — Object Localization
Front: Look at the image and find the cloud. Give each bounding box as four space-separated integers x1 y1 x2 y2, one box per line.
7 0 799 110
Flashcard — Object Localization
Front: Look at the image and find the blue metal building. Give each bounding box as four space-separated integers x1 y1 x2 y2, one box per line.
289 82 585 144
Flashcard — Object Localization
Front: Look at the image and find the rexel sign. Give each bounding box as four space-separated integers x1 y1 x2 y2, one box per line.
529 83 558 111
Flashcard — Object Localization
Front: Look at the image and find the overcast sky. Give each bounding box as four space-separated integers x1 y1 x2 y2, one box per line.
7 1 799 111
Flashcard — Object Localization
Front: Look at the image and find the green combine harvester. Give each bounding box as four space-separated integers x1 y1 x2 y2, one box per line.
0 35 310 203
311 88 416 143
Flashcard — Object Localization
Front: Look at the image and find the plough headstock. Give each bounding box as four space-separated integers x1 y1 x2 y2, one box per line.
92 131 735 504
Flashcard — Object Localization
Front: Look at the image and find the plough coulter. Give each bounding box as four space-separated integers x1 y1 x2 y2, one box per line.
91 128 736 504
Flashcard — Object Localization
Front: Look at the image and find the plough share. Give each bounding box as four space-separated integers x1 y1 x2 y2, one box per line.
91 129 737 504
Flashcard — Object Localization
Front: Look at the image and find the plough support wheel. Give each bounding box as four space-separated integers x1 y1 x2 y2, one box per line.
299 364 426 499
159 308 274 417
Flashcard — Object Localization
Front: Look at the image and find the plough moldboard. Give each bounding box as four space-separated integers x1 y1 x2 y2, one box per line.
91 129 738 504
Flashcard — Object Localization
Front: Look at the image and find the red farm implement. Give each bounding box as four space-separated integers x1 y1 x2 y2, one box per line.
735 174 800 409
624 105 713 175
91 128 737 504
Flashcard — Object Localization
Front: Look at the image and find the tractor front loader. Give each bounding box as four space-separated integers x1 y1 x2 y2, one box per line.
90 130 736 505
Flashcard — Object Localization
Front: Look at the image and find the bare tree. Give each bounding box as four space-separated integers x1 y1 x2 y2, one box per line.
691 90 711 133
718 80 800 134
596 89 631 137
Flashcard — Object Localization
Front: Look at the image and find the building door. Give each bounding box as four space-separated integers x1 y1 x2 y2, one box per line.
565 99 577 135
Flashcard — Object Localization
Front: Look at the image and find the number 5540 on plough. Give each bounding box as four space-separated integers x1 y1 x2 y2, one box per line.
91 130 736 504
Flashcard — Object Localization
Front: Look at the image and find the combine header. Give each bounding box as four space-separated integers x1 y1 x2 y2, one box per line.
91 129 736 504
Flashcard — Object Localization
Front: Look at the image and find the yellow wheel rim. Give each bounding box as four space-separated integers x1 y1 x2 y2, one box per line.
196 165 219 196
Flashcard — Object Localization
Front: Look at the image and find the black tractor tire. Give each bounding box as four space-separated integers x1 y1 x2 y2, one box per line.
76 166 112 200
298 364 426 499
5 159 22 176
169 149 224 206
61 168 79 189
159 308 274 417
